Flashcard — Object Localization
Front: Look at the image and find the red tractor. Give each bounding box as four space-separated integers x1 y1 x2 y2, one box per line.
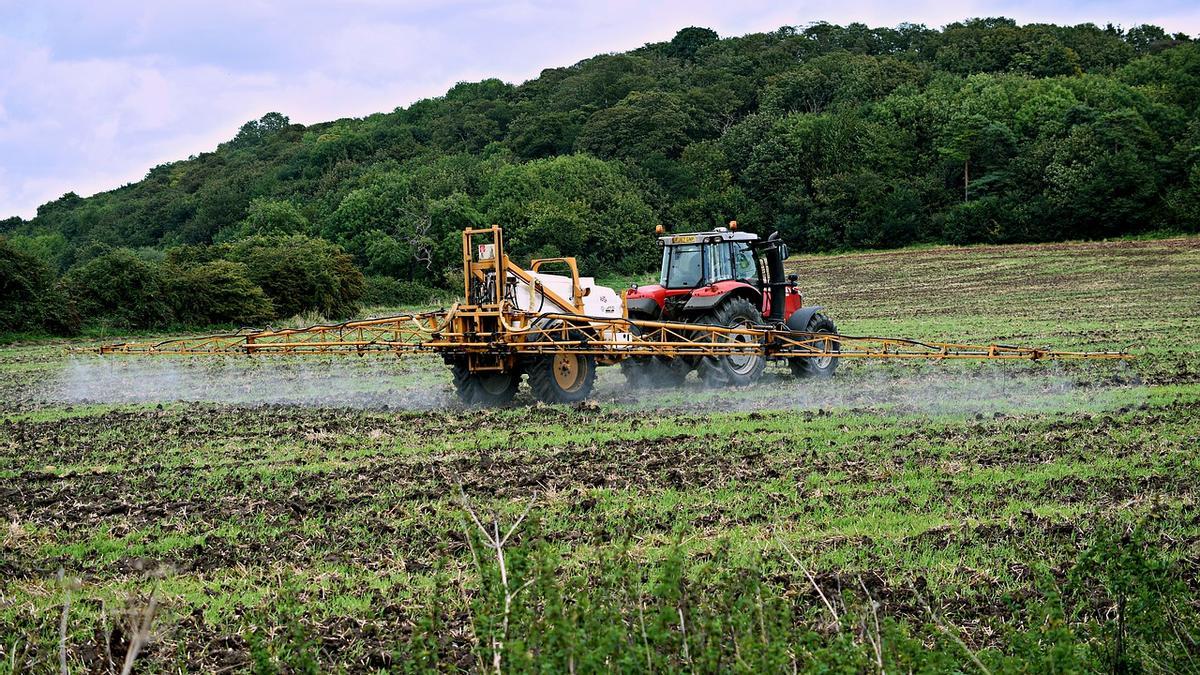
623 223 839 386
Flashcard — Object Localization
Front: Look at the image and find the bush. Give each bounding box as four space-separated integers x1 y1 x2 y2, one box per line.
38 282 82 336
64 249 173 329
165 260 274 326
0 237 54 332
939 196 1006 245
223 235 364 320
361 276 442 306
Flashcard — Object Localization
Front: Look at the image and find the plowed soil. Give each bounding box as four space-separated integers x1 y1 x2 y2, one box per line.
2 236 1198 671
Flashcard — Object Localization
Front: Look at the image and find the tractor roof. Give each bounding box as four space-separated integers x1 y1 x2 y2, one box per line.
659 227 759 246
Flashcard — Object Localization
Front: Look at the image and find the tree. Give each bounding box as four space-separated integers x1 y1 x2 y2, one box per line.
811 171 923 249
743 112 862 234
1119 43 1200 113
165 260 274 326
576 92 693 160
480 155 658 273
0 238 54 332
935 113 1017 201
222 198 310 240
65 249 173 328
230 112 292 148
1124 25 1171 54
1044 112 1160 237
223 235 364 319
761 53 927 115
325 159 485 283
506 110 585 159
1012 33 1082 77
666 27 719 62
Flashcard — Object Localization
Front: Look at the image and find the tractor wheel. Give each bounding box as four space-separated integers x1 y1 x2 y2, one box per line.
528 351 596 403
621 357 690 388
526 325 597 404
696 297 766 387
790 314 840 379
620 322 690 388
450 361 520 406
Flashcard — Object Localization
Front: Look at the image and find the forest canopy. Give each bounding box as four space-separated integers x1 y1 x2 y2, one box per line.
3 18 1198 334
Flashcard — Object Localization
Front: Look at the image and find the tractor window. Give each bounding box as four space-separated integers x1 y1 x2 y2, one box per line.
707 242 734 283
660 244 704 288
733 242 757 281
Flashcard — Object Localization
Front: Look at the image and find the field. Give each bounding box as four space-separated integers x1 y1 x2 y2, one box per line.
2 237 1199 672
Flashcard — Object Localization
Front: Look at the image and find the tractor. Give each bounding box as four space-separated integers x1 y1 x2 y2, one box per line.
83 222 1130 407
623 222 839 387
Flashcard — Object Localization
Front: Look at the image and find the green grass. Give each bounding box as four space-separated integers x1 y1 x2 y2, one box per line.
1 237 1198 672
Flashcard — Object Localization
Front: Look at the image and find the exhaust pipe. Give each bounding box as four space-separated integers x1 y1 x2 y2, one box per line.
764 232 787 322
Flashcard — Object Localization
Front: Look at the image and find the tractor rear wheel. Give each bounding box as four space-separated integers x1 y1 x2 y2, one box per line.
450 361 520 406
529 351 596 403
526 325 597 404
790 314 840 379
696 297 766 387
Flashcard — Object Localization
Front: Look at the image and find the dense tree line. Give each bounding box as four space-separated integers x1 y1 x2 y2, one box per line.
3 18 1198 334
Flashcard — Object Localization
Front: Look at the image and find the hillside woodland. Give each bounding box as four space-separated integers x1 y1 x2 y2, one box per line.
2 19 1197 333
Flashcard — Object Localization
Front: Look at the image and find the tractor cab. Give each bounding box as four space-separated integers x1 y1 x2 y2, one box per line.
623 222 832 386
658 229 762 290
625 224 803 325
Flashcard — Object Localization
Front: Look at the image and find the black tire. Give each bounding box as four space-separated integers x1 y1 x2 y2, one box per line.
789 314 840 379
696 297 766 387
620 321 690 388
450 360 520 406
621 357 690 388
526 327 597 404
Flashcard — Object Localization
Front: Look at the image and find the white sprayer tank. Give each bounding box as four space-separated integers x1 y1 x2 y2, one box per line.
512 272 622 319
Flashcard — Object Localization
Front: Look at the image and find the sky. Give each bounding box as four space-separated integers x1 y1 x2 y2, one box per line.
1 0 1197 220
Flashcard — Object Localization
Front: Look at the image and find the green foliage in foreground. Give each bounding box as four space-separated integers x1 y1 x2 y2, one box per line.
2 18 1199 334
392 522 1194 673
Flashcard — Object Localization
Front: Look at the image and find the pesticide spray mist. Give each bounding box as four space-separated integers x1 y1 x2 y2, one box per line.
45 354 1134 417
50 355 455 409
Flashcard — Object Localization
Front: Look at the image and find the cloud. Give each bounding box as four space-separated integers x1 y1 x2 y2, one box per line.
0 0 1197 219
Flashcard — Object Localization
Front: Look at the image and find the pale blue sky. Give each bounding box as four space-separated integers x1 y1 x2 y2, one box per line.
1 0 1196 219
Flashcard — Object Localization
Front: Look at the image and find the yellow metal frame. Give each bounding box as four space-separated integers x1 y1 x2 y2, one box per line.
83 226 1133 364
88 308 1129 361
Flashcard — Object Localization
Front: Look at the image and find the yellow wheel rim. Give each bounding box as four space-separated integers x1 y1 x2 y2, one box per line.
552 353 583 392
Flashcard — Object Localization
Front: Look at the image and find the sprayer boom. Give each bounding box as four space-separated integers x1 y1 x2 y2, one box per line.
86 309 1126 361
79 225 1132 405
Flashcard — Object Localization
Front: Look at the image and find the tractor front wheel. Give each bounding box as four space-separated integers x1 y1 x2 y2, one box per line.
696 297 766 387
620 322 690 388
621 356 690 388
450 361 520 406
790 314 840 379
529 351 596 403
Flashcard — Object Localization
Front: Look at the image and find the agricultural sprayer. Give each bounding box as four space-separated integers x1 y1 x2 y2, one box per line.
85 224 1131 405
